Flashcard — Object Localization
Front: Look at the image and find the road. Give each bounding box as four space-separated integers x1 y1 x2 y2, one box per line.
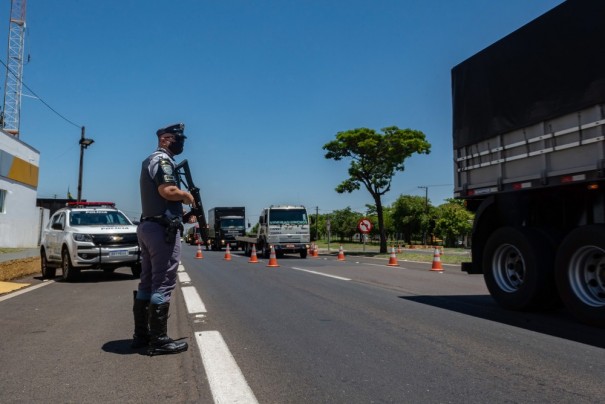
1 245 603 403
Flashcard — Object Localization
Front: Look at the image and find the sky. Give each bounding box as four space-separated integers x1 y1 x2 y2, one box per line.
1 0 565 224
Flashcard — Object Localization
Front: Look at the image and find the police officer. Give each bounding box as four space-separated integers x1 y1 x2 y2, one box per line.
132 123 195 355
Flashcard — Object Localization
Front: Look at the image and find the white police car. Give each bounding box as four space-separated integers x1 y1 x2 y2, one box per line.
40 202 141 281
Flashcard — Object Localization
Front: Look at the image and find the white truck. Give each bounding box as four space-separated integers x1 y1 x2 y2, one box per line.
237 205 310 258
453 0 605 327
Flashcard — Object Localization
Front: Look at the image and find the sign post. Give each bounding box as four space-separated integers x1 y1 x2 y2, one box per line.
357 218 373 252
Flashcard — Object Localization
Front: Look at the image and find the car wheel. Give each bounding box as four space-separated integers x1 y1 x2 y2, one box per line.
61 249 79 282
40 248 56 279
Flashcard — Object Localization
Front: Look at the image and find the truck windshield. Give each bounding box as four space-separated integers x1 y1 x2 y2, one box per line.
269 209 308 225
221 218 245 229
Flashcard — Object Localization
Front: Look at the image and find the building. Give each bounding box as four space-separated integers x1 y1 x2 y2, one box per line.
0 129 46 247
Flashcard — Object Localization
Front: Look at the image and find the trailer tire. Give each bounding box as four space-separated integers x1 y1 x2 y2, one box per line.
555 225 605 327
483 226 555 311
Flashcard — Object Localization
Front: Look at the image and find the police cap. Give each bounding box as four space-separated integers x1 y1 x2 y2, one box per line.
156 123 186 138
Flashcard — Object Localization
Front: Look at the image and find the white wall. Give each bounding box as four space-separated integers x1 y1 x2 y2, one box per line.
0 130 41 248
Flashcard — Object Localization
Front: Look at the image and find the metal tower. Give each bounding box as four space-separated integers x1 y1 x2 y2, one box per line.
2 0 27 136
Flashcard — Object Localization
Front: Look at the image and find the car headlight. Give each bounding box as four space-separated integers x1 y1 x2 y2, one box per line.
73 233 93 243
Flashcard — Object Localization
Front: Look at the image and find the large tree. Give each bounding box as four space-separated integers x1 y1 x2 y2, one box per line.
323 126 431 253
391 195 428 244
433 199 473 247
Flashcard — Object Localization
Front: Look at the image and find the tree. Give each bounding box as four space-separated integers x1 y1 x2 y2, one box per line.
323 126 431 253
391 195 427 244
433 200 473 247
329 207 363 241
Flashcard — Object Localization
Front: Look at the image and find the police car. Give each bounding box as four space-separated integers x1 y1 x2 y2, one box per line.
40 202 141 281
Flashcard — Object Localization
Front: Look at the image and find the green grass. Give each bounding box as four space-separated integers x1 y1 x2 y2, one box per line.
0 248 25 254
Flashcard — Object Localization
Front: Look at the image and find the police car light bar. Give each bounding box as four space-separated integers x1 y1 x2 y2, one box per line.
66 201 116 208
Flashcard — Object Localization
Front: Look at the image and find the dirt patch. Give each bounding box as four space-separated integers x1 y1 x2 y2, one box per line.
0 257 41 281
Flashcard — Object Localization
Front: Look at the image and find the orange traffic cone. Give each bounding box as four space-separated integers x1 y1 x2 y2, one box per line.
337 245 345 261
397 244 402 254
387 246 399 266
195 241 204 259
224 244 232 261
313 244 320 257
266 245 279 267
248 244 259 263
430 248 443 271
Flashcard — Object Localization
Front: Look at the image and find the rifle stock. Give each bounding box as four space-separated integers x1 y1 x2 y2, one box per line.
174 159 208 243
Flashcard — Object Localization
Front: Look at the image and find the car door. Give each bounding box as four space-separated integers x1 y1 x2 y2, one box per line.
47 212 65 260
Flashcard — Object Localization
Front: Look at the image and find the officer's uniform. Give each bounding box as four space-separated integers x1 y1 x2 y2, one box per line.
132 123 189 356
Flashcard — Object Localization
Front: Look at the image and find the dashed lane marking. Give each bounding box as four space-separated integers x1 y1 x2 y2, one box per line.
181 285 206 314
291 267 351 281
196 331 259 404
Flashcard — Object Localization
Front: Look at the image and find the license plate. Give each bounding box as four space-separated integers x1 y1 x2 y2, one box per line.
109 250 128 257
286 244 295 248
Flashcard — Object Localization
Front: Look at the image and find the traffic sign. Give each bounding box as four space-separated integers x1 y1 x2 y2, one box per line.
357 218 373 234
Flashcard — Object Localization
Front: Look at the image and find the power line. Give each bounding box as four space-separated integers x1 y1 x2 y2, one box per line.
0 57 81 129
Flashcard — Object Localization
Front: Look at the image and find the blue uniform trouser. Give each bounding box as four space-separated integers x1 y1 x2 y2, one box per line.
136 221 181 304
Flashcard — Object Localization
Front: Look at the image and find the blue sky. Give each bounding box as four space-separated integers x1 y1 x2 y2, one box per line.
2 0 564 222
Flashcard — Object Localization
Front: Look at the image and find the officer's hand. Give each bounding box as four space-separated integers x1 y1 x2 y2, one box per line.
183 192 195 206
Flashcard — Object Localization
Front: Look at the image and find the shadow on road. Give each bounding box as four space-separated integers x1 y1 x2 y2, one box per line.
400 294 605 349
102 339 144 355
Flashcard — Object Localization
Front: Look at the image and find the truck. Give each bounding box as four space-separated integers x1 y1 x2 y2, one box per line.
208 207 246 251
452 0 605 327
237 205 310 258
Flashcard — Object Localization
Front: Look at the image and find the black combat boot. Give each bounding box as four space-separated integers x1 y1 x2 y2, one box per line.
148 302 188 356
131 291 150 349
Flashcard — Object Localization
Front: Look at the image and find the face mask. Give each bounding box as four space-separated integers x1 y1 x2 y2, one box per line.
167 137 185 155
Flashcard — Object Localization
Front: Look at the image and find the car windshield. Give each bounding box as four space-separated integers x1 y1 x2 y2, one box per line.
70 210 132 226
268 209 308 225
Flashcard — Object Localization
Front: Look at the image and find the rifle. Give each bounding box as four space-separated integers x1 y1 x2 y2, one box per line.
174 159 209 244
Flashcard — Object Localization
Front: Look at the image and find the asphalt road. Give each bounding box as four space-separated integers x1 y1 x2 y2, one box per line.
1 246 603 403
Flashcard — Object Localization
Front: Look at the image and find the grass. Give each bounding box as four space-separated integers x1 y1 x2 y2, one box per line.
314 240 471 265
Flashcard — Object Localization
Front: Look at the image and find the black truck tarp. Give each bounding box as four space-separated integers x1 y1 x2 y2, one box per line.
452 0 605 149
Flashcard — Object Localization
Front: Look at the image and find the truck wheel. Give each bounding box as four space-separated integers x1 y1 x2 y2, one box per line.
61 248 79 282
555 225 605 327
482 227 555 310
40 248 56 279
300 249 307 259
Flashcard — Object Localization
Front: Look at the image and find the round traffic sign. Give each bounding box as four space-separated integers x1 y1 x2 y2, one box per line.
357 218 373 234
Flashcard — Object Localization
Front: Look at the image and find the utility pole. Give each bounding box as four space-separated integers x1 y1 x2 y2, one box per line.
418 186 428 245
315 206 319 241
77 126 94 202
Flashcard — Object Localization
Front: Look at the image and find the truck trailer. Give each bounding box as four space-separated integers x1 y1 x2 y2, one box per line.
237 205 310 258
452 0 605 327
208 207 246 251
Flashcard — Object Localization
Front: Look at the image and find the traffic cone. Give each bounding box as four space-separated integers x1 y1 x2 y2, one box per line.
430 248 444 272
248 244 259 263
195 241 204 259
397 244 402 254
224 244 232 261
337 245 345 261
387 246 399 266
313 244 320 257
266 245 279 267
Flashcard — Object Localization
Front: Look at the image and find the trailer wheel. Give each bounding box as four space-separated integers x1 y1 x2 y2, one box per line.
482 227 555 310
555 225 605 327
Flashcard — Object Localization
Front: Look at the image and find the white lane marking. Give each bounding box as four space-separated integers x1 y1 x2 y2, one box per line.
0 280 54 302
178 264 185 272
181 285 207 314
291 267 351 281
196 331 259 404
178 272 191 283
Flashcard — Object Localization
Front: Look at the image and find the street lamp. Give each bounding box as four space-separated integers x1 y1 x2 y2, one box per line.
77 126 94 202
